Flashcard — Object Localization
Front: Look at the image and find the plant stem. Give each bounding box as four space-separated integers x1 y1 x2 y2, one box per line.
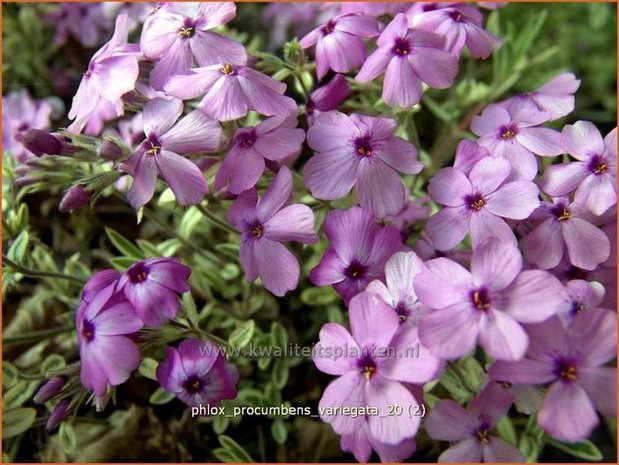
3 325 74 346
195 204 237 235
2 255 86 284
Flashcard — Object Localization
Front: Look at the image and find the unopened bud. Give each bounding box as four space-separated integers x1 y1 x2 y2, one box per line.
33 377 66 404
17 129 62 156
46 399 72 431
98 140 123 161
59 185 92 213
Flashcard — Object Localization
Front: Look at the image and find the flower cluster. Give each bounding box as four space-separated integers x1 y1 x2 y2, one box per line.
5 1 615 463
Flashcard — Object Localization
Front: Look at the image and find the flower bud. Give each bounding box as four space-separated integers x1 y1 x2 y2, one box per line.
98 140 123 161
16 129 62 156
59 185 92 213
33 376 66 404
46 399 72 431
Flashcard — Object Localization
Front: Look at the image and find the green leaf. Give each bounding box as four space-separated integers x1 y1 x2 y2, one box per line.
438 368 473 404
270 322 287 348
149 387 175 405
271 419 288 445
59 422 77 453
2 408 36 439
7 230 29 263
272 359 289 390
182 292 199 328
138 358 158 381
136 239 161 258
41 354 66 377
519 434 542 463
459 356 487 392
213 448 236 462
109 257 137 272
2 362 19 389
544 436 603 461
217 435 254 462
229 320 255 349
513 10 548 64
4 380 38 409
300 286 338 306
213 414 230 435
495 416 518 447
104 227 144 259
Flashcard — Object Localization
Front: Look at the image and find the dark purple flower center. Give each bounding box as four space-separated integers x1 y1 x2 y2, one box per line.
344 260 367 280
82 319 95 342
569 299 586 316
179 18 195 38
354 135 374 157
322 19 337 35
566 266 587 281
474 418 491 444
357 354 377 380
146 134 162 156
306 99 315 115
182 375 204 394
127 262 149 283
552 204 572 222
464 193 486 211
395 301 408 322
471 288 491 310
498 123 518 140
555 358 578 383
421 3 439 12
237 131 257 149
220 64 238 76
449 10 465 22
588 154 609 175
393 37 411 56
251 223 264 238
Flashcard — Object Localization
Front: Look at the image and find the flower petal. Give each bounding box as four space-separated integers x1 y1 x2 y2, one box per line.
156 150 208 206
254 238 300 296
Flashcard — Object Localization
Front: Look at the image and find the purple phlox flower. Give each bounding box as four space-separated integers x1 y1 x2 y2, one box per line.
214 115 306 194
339 2 409 17
164 63 298 122
262 3 325 50
45 3 111 48
415 237 565 361
341 422 416 462
366 251 429 328
300 13 379 79
156 339 239 408
425 383 524 462
306 74 351 125
356 13 459 108
102 3 154 34
67 14 141 134
549 258 617 312
471 103 563 180
304 110 423 218
117 257 191 327
227 167 318 297
2 89 52 163
412 231 472 264
82 98 123 136
523 197 611 271
121 98 222 209
557 279 610 324
426 156 540 251
141 2 247 90
601 219 617 268
383 195 432 234
452 139 492 175
541 122 617 216
492 380 544 416
314 292 443 446
499 73 581 122
489 311 617 442
406 2 457 19
412 4 502 59
103 111 144 149
76 280 143 397
309 206 406 304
